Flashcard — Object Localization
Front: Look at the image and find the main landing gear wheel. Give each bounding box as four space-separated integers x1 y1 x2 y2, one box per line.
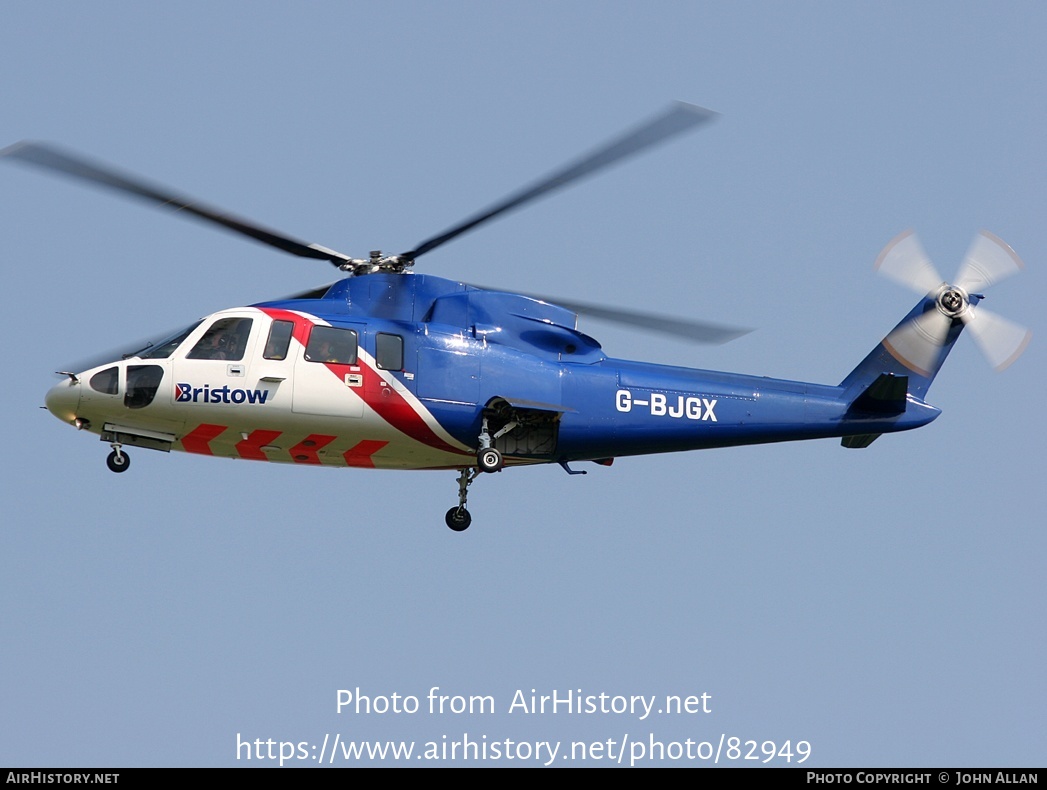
477 447 503 474
445 507 472 532
106 449 130 473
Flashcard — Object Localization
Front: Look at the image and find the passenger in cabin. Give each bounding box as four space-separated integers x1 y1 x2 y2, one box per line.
263 333 285 360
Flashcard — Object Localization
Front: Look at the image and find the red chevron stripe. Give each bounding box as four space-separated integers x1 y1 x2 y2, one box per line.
235 429 283 461
181 423 227 455
343 439 389 468
289 434 336 464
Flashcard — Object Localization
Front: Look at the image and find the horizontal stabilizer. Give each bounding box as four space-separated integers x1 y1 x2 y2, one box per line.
841 373 909 449
841 433 881 449
847 373 908 415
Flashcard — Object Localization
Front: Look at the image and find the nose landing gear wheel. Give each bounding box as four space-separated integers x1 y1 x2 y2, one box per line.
106 449 130 473
445 507 471 532
477 447 503 473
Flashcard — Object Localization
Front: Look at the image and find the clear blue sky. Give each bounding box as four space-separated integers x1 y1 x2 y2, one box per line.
2 1 1044 767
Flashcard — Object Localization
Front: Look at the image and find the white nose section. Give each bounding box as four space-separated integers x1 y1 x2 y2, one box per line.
45 378 81 423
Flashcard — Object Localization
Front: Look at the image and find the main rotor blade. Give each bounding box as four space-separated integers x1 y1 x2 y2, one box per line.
56 322 201 375
263 283 339 302
1 141 353 267
549 296 751 345
402 102 717 260
474 285 750 344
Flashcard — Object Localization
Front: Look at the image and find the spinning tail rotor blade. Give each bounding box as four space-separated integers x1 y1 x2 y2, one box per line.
882 306 954 377
960 306 1032 371
0 141 353 266
955 230 1025 293
402 101 717 261
873 229 944 295
875 229 1031 373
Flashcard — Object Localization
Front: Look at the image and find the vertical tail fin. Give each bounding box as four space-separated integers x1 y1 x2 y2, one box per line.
842 230 1030 401
840 294 965 400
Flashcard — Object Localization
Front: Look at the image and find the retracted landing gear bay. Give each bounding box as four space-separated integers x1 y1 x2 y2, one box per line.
477 414 516 474
445 468 478 531
447 413 521 530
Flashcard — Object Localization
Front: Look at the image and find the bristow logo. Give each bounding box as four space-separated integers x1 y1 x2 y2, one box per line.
615 389 717 421
175 383 270 405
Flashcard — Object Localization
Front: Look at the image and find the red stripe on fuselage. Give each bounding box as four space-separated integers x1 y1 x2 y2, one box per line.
181 423 227 455
350 364 469 456
236 429 283 461
289 434 336 464
343 439 389 468
259 307 313 347
259 307 469 457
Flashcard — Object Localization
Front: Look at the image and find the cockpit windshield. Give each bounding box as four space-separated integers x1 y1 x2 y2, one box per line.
132 321 204 360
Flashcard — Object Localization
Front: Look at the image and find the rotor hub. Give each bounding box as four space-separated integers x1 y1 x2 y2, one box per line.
935 284 969 319
337 250 415 276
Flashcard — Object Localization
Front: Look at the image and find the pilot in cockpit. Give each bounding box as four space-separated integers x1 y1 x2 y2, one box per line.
189 325 232 360
201 331 230 359
187 317 253 361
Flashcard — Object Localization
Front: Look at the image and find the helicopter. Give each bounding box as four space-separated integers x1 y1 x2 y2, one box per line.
2 102 1032 531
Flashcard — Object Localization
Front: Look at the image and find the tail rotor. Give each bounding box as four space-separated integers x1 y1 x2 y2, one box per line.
875 230 1031 375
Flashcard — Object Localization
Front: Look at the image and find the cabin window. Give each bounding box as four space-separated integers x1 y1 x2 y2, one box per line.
376 333 404 370
305 326 358 364
187 317 253 361
124 365 164 409
263 320 294 360
89 366 119 395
